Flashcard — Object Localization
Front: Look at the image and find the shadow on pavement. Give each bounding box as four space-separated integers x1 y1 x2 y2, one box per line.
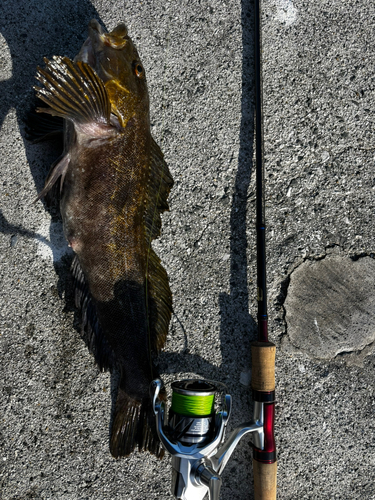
159 0 257 409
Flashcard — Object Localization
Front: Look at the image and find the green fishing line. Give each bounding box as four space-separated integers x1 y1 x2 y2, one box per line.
171 392 214 417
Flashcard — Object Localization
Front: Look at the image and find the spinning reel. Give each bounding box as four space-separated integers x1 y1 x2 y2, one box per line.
151 379 266 500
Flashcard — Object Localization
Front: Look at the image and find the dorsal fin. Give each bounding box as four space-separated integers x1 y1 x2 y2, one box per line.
144 137 174 352
146 248 172 352
144 138 174 243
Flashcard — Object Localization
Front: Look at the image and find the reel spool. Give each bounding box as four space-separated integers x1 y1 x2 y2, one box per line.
168 380 216 446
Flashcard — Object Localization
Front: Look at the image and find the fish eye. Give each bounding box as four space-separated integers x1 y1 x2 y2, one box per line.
134 62 145 78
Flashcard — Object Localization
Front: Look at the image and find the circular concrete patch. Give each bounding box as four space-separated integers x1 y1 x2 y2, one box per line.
284 256 375 359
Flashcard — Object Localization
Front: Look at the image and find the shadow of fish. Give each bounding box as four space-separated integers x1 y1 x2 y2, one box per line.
33 19 173 458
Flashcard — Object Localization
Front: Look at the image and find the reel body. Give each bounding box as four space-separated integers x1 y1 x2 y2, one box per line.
151 379 265 500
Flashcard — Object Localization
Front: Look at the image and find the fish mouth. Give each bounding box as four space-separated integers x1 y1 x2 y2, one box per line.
75 19 136 97
88 18 104 34
89 19 128 50
74 20 105 68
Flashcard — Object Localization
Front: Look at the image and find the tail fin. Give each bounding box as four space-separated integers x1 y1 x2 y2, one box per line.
110 388 164 459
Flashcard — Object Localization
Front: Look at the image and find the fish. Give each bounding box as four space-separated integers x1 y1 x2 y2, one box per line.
33 19 173 458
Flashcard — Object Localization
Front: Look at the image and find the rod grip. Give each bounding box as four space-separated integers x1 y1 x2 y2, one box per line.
251 341 276 392
253 460 277 500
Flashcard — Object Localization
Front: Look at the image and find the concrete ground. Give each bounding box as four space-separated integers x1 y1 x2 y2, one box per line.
0 0 374 499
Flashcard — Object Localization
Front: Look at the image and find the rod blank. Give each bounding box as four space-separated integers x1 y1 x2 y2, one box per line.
253 0 277 498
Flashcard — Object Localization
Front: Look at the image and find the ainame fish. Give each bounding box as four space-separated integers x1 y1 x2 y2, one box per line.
33 20 173 458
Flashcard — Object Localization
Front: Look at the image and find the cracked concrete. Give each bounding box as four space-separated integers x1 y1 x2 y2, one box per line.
283 255 375 362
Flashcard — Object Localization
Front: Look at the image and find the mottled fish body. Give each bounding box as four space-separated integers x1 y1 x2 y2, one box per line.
34 20 173 458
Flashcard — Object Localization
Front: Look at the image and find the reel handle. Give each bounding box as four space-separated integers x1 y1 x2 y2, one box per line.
195 463 222 500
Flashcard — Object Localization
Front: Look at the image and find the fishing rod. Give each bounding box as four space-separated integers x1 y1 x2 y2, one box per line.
150 0 276 498
252 0 277 495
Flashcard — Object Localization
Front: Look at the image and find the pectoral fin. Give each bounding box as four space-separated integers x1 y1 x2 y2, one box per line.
34 56 111 127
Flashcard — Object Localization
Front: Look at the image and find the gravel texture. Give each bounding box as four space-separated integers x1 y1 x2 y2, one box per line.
1 1 374 499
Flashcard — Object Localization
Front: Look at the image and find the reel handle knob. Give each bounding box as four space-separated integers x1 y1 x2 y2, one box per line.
196 463 222 500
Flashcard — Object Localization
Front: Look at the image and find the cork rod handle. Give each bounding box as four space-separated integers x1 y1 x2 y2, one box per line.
251 341 276 392
253 460 277 500
251 341 277 500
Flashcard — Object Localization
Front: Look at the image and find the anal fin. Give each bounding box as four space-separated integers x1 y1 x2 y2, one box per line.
71 255 114 372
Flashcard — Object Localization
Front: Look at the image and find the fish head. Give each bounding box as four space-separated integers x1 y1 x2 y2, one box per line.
75 19 149 128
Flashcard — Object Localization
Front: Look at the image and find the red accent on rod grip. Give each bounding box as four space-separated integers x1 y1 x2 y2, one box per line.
258 318 268 343
263 402 276 454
